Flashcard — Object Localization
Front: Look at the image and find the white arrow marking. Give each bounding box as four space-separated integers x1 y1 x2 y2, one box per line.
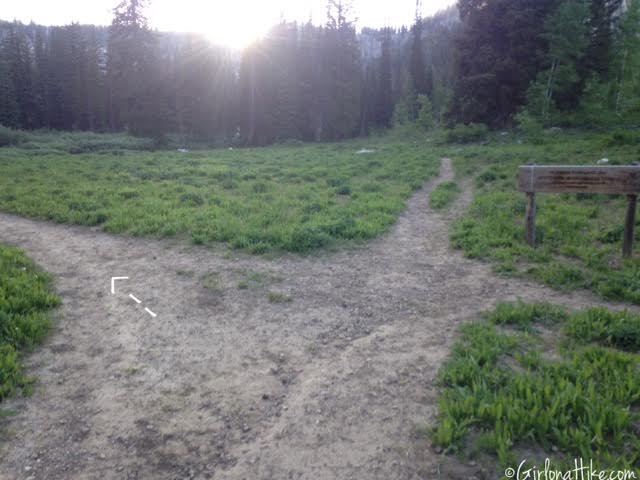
129 294 142 304
111 277 129 295
144 307 157 318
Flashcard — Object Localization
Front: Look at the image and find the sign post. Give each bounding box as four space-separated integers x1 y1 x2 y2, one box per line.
517 165 640 257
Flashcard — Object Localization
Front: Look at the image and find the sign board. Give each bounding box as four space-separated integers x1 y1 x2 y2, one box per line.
517 165 639 257
518 165 640 194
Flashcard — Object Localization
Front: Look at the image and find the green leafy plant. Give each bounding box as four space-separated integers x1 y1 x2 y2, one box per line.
0 244 59 401
433 302 640 471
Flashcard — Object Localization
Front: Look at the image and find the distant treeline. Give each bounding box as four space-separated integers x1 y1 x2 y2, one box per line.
0 0 637 146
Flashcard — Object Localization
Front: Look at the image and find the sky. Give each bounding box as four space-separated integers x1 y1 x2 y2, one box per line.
2 0 457 48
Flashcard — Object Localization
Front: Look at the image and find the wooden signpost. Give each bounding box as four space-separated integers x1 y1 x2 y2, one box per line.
517 165 640 257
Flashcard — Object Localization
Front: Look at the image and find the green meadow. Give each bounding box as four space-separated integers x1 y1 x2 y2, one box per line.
0 132 440 254
449 130 640 304
0 128 639 303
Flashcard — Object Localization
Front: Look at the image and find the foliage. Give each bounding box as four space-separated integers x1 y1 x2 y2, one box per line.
392 101 410 127
0 6 463 146
527 0 590 121
0 244 59 400
433 302 640 470
0 124 28 147
448 0 559 126
0 133 440 254
514 110 544 144
429 181 460 210
565 308 640 351
444 123 488 144
416 94 434 130
451 131 640 303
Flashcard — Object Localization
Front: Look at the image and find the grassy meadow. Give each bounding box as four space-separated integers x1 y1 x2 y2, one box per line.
0 131 440 254
449 130 640 304
0 127 639 302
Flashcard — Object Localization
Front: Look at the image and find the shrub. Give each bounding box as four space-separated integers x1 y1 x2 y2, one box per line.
0 125 28 147
605 129 639 147
514 110 544 144
445 123 489 144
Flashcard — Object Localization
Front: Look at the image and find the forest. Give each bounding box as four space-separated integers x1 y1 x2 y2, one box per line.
0 0 638 145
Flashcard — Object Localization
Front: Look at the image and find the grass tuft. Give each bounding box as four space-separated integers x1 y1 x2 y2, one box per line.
0 244 59 401
429 181 461 210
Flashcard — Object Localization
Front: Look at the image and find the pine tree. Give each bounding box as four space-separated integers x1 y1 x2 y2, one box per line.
1 23 36 129
409 1 429 98
0 56 19 127
376 28 393 127
583 0 624 79
448 0 559 126
108 0 169 137
323 0 362 139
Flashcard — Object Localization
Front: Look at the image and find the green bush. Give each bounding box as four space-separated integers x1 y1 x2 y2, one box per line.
565 308 640 351
605 129 640 147
0 125 28 147
445 123 489 144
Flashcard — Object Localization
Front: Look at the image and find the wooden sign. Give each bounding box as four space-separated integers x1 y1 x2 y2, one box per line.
517 165 640 257
518 165 640 194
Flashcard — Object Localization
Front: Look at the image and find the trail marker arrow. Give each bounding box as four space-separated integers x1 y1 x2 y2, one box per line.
111 277 129 294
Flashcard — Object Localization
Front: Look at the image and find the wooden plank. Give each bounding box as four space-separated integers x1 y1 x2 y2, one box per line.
623 194 637 258
525 192 536 246
518 165 640 194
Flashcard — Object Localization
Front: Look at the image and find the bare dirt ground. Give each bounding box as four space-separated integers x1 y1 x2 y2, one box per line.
1 158 636 480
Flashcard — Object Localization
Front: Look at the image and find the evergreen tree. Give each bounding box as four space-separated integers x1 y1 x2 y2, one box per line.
409 2 429 97
323 0 362 139
108 0 169 137
448 0 560 127
1 23 36 129
375 28 393 127
0 57 19 127
583 0 624 80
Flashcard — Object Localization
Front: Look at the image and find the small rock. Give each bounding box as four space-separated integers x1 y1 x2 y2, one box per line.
261 393 270 400
25 466 32 471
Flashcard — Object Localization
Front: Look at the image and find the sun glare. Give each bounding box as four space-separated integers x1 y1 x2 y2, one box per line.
149 0 285 48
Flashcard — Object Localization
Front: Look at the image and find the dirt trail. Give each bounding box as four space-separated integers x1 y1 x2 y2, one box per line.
0 158 635 480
